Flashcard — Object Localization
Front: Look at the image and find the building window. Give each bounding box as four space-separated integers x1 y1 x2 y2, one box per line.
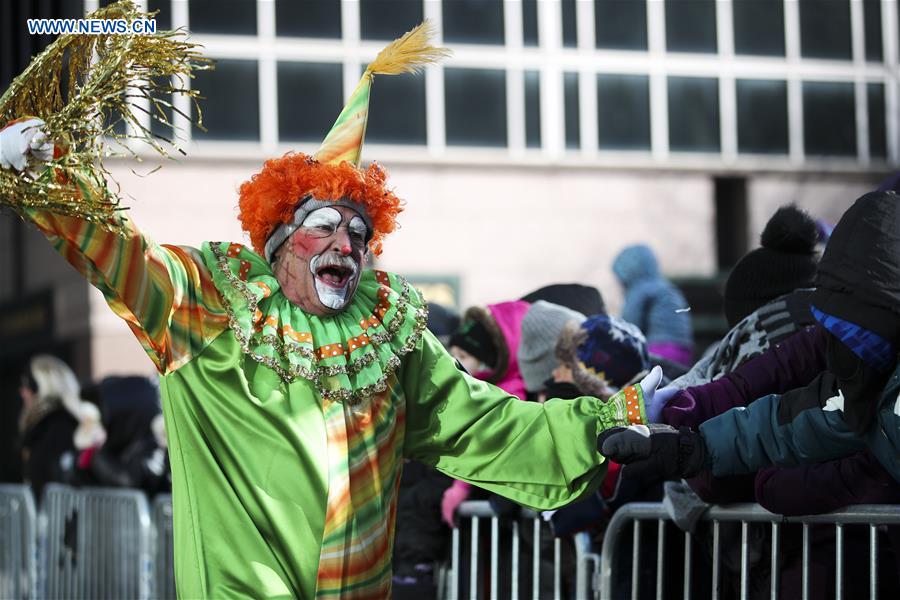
868 83 887 159
799 0 851 60
732 0 785 56
277 62 343 142
597 74 651 150
668 76 720 152
562 0 578 48
366 72 427 145
189 0 257 35
149 76 174 138
148 0 171 31
275 0 341 38
523 0 539 46
595 0 647 51
803 81 856 157
863 0 883 62
665 0 717 53
442 0 505 45
524 70 541 148
736 79 788 154
445 68 507 147
564 72 580 149
360 0 422 41
105 93 128 136
193 59 259 141
149 99 174 138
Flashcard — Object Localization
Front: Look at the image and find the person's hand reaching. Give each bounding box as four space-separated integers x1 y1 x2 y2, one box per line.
597 423 707 481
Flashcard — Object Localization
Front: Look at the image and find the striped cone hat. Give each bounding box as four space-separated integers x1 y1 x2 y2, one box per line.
239 22 449 260
315 21 449 166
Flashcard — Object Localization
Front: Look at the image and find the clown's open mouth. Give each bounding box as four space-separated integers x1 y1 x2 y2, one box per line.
315 265 354 288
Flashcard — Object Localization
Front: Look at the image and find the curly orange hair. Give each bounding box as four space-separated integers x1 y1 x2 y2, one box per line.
238 152 403 257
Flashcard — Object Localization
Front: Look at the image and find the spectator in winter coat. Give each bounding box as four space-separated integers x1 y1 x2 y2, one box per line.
659 325 828 430
65 376 170 497
612 244 693 366
671 205 820 390
447 300 530 400
18 355 105 500
556 314 653 400
547 315 662 536
517 301 586 400
601 190 900 493
721 205 820 328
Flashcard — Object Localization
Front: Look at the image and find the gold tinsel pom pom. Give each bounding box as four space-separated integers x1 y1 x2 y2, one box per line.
0 0 210 229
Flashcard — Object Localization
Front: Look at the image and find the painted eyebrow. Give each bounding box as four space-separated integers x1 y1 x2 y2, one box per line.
302 207 342 228
348 216 368 236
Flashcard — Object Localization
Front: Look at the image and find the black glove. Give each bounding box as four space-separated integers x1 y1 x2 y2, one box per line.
597 424 708 480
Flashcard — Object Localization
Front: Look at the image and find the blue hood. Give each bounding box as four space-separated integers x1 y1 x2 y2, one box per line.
612 244 659 287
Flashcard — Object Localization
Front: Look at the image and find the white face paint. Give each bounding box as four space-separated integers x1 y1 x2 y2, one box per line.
348 216 367 242
301 207 367 310
302 206 342 231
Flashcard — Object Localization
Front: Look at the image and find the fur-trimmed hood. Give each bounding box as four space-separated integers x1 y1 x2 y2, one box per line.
463 300 530 399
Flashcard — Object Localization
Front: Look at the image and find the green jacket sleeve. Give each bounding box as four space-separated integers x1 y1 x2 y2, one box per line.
401 330 645 510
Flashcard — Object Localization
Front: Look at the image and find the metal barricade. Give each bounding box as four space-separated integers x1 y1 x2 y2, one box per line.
42 484 152 599
591 502 900 600
447 500 592 600
0 484 37 600
151 494 175 600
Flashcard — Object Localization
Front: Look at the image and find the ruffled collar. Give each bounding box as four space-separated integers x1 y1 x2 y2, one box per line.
202 242 428 405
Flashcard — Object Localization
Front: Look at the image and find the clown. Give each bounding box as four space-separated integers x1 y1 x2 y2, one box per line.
1 22 649 599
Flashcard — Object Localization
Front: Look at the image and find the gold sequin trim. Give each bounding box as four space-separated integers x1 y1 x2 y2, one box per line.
210 242 428 404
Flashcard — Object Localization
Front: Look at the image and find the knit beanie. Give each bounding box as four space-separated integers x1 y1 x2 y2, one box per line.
518 301 586 392
448 318 498 368
520 284 606 316
811 190 900 343
556 315 649 397
724 205 819 327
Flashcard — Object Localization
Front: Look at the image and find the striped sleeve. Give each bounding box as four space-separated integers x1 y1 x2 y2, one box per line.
25 208 228 374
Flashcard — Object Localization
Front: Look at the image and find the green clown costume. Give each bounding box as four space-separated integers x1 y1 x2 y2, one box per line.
0 15 647 600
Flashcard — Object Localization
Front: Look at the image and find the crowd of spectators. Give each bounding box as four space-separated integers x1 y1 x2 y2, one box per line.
10 189 900 599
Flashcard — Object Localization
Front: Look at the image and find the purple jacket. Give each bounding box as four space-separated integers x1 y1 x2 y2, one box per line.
661 325 827 429
755 450 900 515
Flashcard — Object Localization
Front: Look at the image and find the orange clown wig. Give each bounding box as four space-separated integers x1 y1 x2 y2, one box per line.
237 153 402 258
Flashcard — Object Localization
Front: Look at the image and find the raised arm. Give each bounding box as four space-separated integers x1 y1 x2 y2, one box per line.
27 208 227 373
3 120 227 373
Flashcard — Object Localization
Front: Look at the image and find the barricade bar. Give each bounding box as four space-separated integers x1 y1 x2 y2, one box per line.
3 492 898 600
597 502 900 600
0 484 37 600
42 484 152 600
449 500 588 600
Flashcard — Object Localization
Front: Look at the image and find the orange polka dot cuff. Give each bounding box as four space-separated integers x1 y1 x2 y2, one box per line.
594 382 647 432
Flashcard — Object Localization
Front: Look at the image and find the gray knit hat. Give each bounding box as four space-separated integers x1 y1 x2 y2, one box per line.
518 301 586 392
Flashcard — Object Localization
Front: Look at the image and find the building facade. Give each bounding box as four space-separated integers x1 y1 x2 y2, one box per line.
2 0 896 381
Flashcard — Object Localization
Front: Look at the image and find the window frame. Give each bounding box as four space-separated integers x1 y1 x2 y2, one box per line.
98 0 897 171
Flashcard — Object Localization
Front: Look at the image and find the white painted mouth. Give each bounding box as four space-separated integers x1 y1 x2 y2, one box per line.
310 254 359 310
